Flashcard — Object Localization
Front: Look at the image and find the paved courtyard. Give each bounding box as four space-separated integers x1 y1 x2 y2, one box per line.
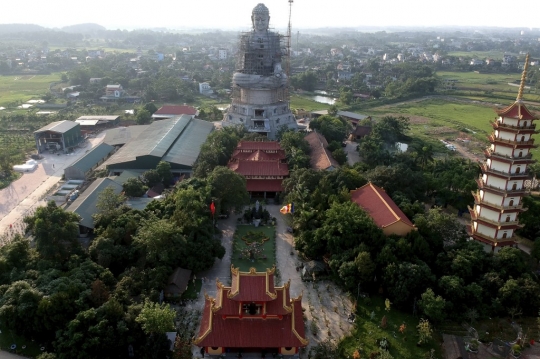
0 132 106 244
191 204 354 358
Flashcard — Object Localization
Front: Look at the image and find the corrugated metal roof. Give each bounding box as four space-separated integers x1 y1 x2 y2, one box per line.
75 119 100 126
76 115 120 122
34 120 78 134
66 143 115 173
104 117 190 166
162 118 213 166
66 178 123 229
103 125 149 146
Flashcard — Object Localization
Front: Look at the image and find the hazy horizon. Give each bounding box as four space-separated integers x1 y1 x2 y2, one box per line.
1 0 539 32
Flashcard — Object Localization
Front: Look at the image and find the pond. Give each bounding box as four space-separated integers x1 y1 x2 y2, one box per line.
307 94 337 105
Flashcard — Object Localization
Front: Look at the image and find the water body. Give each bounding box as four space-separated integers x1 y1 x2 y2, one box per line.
308 95 337 105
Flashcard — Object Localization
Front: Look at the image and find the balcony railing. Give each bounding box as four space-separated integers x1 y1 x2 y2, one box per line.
480 163 530 178
472 191 524 211
483 149 534 161
475 178 527 195
248 126 271 133
491 121 537 131
488 134 536 146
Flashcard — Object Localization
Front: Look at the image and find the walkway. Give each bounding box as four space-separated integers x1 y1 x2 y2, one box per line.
0 132 106 244
190 205 354 358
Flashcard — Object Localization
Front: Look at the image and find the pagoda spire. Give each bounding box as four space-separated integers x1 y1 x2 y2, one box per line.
516 53 530 102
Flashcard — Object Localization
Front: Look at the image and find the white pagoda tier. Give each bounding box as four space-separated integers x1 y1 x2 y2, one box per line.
469 54 538 249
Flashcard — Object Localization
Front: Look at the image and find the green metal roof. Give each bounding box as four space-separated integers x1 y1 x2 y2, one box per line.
162 118 214 167
102 115 213 169
67 143 115 172
66 178 123 229
34 120 79 134
103 125 149 146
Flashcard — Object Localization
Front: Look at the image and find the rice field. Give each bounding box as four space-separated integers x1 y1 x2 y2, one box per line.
0 73 63 107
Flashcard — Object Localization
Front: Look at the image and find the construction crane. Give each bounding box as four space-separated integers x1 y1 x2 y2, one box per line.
285 0 294 101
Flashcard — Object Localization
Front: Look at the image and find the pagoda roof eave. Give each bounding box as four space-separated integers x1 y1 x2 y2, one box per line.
496 101 537 121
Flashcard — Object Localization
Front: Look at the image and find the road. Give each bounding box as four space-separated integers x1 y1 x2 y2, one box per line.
0 132 106 245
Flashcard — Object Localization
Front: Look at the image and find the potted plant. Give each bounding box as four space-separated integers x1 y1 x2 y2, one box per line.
468 339 479 353
511 344 522 358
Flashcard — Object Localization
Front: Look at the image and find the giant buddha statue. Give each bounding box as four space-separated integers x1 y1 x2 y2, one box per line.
233 3 287 88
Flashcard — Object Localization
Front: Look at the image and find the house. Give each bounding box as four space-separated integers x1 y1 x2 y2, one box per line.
75 115 120 133
227 141 288 200
218 49 227 60
151 105 198 120
164 267 192 298
198 82 214 95
304 131 340 171
350 182 416 236
105 84 123 97
194 266 307 356
352 125 372 140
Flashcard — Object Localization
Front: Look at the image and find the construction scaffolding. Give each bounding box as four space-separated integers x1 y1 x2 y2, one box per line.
236 30 287 77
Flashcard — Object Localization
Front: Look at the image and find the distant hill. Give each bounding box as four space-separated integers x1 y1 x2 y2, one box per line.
0 24 46 34
61 23 106 33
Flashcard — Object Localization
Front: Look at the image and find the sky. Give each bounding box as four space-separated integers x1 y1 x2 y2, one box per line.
1 0 539 31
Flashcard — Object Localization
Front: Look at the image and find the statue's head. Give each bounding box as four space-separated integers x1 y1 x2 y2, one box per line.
252 3 270 32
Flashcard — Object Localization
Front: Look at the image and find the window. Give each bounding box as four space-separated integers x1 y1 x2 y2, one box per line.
518 151 523 158
512 183 517 190
505 216 510 222
502 232 508 238
524 121 528 127
276 118 280 124
516 167 521 174
255 109 264 117
509 199 514 206
521 135 525 142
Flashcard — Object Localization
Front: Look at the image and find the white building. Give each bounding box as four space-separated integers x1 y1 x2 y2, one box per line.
218 49 227 60
199 82 214 95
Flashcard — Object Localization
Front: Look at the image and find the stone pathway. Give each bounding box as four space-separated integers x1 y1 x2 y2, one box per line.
190 205 355 358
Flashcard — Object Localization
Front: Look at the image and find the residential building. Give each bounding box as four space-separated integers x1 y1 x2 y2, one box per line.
199 82 214 95
151 105 198 120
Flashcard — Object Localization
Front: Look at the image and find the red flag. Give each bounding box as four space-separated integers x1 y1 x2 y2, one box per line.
210 201 215 216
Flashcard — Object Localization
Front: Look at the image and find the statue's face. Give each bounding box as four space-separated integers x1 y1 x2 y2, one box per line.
253 13 269 31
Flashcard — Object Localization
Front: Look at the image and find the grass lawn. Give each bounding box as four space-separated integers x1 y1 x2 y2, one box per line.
0 323 44 357
181 279 202 300
232 225 276 272
339 296 441 359
0 73 63 107
290 94 331 111
446 50 507 60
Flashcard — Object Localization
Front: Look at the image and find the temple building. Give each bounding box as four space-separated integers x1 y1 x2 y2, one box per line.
221 3 297 139
468 54 538 250
194 266 308 356
228 141 288 199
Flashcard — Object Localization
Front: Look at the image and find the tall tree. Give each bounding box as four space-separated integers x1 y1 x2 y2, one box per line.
24 201 81 261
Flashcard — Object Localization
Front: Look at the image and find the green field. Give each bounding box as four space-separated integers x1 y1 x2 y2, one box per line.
290 94 331 111
368 98 540 157
232 225 276 272
0 323 43 357
0 73 63 107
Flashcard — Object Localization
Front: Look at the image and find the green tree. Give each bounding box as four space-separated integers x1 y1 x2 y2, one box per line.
24 201 81 261
418 288 446 323
136 108 152 125
94 186 126 228
383 261 435 307
143 102 158 114
123 177 146 197
142 169 162 188
332 148 347 165
156 161 173 186
417 318 433 345
0 280 43 337
136 299 176 335
309 115 349 143
208 166 249 213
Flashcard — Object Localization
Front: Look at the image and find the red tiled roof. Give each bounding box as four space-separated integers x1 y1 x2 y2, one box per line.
350 182 415 229
195 268 307 349
246 179 284 192
496 102 537 121
304 131 340 171
154 105 197 116
237 141 282 151
231 149 286 161
229 268 276 302
229 161 289 176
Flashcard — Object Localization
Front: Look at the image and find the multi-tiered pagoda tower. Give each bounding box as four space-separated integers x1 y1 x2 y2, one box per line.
469 54 538 250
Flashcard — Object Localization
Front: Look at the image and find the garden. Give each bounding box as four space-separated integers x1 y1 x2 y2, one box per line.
232 224 276 272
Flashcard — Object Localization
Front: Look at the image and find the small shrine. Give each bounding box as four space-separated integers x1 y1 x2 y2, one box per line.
194 265 308 356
